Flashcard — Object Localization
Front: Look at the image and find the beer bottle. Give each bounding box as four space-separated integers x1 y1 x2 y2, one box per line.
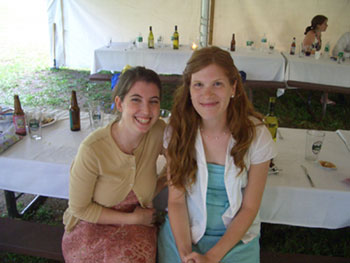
290 37 296 55
69 90 80 131
13 94 27 136
230 33 236 51
264 97 278 141
172 25 179 50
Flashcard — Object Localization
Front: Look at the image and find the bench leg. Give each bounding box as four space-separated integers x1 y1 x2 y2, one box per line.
3 190 46 218
247 87 253 102
4 190 21 218
321 92 327 119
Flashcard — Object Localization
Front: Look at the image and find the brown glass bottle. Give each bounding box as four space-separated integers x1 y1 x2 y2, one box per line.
230 33 236 51
69 90 80 131
290 37 296 55
13 95 27 136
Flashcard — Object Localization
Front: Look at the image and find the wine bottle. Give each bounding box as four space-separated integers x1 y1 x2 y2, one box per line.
148 26 154 49
172 25 179 50
230 33 236 51
13 94 26 136
69 90 80 131
265 97 278 141
290 37 296 55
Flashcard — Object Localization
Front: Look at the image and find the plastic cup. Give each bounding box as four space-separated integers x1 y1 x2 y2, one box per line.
159 109 171 123
315 51 321 60
88 101 104 130
305 130 325 161
27 109 42 140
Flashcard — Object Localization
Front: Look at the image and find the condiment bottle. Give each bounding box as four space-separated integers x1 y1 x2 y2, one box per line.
13 94 26 136
69 90 80 131
230 33 236 51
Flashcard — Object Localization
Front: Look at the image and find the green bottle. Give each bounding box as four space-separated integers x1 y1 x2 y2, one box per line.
148 26 154 49
172 25 179 50
264 97 278 141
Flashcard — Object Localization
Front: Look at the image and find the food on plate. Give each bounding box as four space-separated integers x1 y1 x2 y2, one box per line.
319 160 336 169
42 116 55 125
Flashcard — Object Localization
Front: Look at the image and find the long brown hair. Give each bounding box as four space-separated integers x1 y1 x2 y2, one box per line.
304 15 328 35
112 66 162 121
167 46 263 190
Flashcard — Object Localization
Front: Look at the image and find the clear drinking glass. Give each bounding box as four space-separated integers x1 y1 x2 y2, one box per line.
305 130 325 161
88 101 104 130
27 109 42 140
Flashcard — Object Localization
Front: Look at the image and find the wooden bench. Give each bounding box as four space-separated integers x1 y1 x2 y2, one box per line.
0 217 64 262
1 217 349 262
260 251 350 263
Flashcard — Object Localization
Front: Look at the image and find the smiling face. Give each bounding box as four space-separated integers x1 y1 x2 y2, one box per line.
190 63 236 124
115 80 160 135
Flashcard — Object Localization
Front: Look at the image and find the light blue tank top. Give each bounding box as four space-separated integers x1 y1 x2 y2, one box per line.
205 163 229 236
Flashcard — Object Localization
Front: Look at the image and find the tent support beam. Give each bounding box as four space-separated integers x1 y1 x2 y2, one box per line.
208 0 215 45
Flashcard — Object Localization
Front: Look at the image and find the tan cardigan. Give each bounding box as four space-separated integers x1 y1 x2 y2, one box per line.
63 119 165 232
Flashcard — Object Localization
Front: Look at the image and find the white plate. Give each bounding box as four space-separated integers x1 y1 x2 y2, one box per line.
42 114 57 127
318 160 337 171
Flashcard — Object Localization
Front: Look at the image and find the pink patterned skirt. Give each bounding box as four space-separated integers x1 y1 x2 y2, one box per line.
62 191 157 263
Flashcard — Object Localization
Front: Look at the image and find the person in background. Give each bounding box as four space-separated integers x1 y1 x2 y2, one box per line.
332 32 350 57
303 15 334 105
303 15 328 51
62 66 166 263
158 46 277 263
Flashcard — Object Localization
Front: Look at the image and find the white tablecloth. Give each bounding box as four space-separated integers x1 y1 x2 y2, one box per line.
91 43 285 81
284 53 350 88
261 128 350 229
0 110 92 199
1 118 349 228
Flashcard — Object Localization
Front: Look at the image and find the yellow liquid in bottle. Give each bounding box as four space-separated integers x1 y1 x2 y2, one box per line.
173 25 179 49
264 97 278 141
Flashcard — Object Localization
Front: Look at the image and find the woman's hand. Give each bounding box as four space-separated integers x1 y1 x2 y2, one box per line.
132 206 156 227
184 252 219 263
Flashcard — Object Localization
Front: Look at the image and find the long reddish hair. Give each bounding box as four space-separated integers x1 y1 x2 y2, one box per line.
167 46 263 190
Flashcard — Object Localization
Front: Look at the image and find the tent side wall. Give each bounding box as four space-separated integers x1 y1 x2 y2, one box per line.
48 0 350 70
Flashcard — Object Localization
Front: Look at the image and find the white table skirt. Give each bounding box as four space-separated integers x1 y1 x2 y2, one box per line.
1 115 349 228
284 52 350 88
91 43 285 82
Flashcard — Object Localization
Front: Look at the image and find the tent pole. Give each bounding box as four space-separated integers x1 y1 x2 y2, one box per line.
60 0 66 67
208 0 215 45
200 0 210 47
51 23 57 69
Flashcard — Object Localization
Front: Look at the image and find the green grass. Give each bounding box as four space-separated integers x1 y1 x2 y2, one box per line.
261 224 350 257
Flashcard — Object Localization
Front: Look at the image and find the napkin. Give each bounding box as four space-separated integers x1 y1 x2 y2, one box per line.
0 124 22 154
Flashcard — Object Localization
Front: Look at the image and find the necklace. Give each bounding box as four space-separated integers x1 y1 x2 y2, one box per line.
200 128 229 141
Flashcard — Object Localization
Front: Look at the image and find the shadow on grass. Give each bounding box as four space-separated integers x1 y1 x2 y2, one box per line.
261 223 350 258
